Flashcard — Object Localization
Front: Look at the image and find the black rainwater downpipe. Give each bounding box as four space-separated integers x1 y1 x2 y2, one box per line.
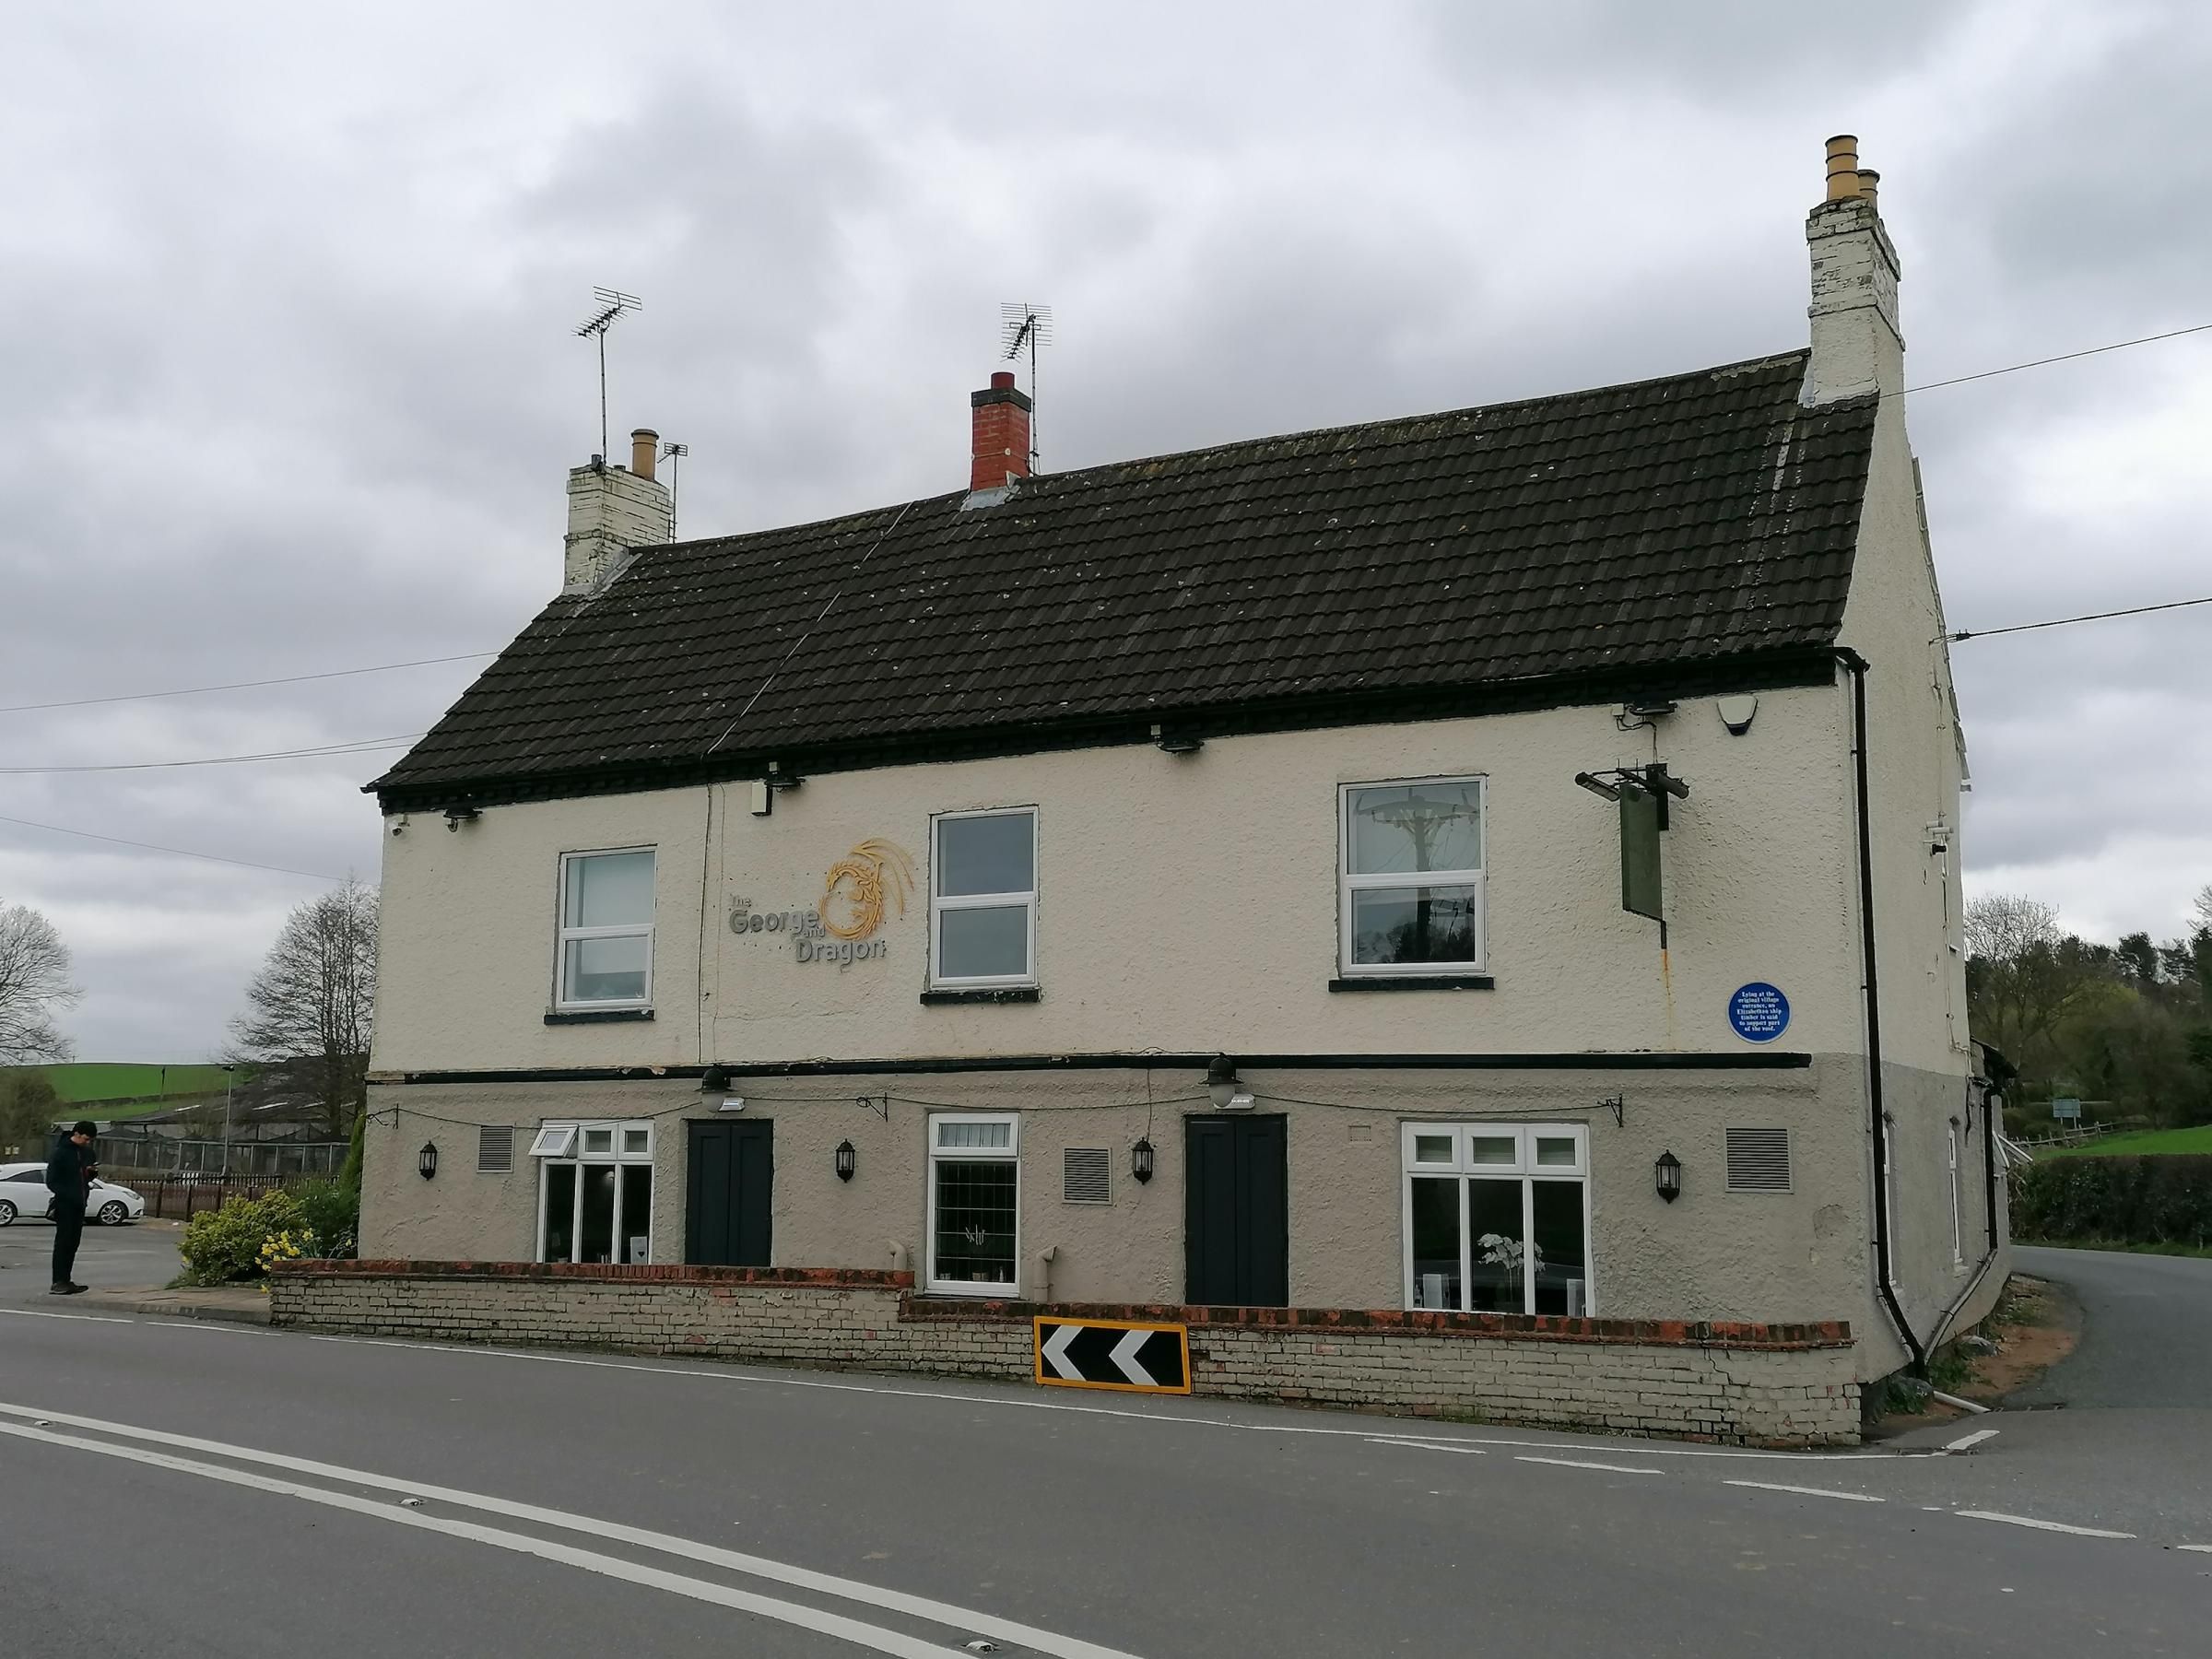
1843 650 1927 1376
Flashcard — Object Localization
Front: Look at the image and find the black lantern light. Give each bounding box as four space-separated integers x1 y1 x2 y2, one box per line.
1654 1149 1682 1203
1205 1053 1254 1111
418 1141 440 1181
834 1140 856 1182
1131 1137 1155 1184
700 1065 732 1093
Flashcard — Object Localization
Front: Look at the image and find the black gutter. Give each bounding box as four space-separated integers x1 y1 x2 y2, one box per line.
1842 649 1927 1375
377 1049 1815 1088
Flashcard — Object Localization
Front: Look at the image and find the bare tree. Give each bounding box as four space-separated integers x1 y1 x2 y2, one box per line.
1963 892 2103 1070
0 897 80 1065
226 878 377 1137
2194 884 2212 935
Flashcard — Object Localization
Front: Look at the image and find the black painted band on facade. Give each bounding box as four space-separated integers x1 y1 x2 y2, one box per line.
378 1050 1815 1086
1327 975 1496 993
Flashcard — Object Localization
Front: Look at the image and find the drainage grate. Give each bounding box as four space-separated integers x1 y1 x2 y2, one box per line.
1725 1127 1791 1192
1062 1147 1112 1205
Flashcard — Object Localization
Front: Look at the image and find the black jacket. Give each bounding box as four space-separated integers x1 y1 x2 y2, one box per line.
44 1140 96 1208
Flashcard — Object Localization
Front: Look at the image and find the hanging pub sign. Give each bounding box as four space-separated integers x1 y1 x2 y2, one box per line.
729 840 915 969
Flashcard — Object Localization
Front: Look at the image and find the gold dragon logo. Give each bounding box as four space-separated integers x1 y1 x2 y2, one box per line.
818 840 915 940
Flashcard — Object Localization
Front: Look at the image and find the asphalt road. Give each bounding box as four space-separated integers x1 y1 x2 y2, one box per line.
4 1231 2209 1658
2011 1244 2212 1409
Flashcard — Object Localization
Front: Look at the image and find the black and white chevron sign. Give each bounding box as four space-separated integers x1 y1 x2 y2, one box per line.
1031 1317 1191 1394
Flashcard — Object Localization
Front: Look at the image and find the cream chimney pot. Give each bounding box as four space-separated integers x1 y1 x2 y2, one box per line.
1824 134 1861 202
630 428 659 482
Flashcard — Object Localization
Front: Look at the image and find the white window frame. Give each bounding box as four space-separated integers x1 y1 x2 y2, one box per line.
929 808 1038 990
1947 1124 1964 1265
924 1112 1021 1296
554 847 657 1012
534 1119 655 1265
1339 777 1488 976
1399 1123 1593 1317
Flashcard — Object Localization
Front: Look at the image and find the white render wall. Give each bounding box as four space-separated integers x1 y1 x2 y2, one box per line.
371 684 1866 1075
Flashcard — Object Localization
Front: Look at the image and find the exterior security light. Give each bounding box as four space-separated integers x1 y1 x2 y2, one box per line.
418 1141 439 1181
1573 771 1621 803
443 806 480 831
716 1096 747 1113
834 1140 856 1182
700 1065 732 1093
1131 1137 1155 1183
1206 1054 1255 1111
1655 1149 1682 1204
1150 724 1204 756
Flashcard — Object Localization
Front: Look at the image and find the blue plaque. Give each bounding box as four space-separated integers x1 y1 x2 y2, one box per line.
1727 982 1790 1043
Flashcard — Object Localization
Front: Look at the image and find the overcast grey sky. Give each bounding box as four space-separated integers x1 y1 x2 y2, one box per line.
3 0 2207 1062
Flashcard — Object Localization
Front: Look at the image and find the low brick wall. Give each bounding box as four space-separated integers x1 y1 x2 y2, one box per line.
270 1261 1861 1445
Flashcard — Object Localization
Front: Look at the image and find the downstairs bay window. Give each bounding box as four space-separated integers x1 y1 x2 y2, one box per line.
1403 1123 1591 1316
534 1120 654 1265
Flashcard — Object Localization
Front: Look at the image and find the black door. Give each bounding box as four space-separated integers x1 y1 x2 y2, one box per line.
1184 1114 1288 1306
686 1119 773 1266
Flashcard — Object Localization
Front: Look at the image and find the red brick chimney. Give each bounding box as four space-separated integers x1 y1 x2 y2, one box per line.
970 371 1032 493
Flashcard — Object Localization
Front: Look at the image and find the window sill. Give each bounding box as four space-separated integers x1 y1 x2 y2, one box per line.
922 1282 1022 1299
1329 974 1495 993
920 987 1041 1006
544 1008 655 1025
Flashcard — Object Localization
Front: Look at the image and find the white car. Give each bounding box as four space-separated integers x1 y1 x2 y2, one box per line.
0 1163 147 1227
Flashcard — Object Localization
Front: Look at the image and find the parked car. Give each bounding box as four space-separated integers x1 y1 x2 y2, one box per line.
0 1163 147 1226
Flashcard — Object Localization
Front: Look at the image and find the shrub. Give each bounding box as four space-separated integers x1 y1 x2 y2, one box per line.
289 1178 359 1260
2011 1154 2212 1248
179 1190 304 1285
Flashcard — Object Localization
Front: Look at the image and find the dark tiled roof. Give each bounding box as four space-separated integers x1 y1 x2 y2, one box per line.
374 350 1874 802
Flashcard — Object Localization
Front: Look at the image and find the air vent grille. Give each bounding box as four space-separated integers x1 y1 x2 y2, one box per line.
1062 1147 1111 1205
477 1126 515 1174
1725 1127 1791 1193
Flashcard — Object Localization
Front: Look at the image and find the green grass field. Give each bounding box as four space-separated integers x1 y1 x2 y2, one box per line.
5 1063 239 1108
2042 1124 2212 1159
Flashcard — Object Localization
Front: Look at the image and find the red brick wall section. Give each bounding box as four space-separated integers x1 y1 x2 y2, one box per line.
268 1262 1861 1446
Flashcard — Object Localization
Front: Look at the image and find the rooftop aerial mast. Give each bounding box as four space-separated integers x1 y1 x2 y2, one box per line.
574 287 642 462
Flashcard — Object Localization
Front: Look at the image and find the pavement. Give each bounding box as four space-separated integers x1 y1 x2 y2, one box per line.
4 1230 2209 1657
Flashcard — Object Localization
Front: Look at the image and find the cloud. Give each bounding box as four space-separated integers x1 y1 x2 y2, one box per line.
2 0 2206 1056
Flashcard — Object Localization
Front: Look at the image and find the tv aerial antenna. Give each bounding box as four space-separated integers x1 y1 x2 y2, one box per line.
999 301 1053 471
574 287 642 462
661 440 689 535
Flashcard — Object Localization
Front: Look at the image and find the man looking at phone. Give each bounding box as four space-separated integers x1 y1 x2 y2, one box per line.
44 1120 98 1295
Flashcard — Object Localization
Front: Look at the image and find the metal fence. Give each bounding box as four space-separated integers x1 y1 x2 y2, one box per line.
97 1135 349 1179
106 1171 319 1221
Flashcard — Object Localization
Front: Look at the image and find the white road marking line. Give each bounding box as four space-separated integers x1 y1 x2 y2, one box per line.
0 1400 1138 1659
1515 1455 1663 1476
2177 1545 2212 1554
0 1421 976 1659
1955 1511 2136 1539
1369 1438 1486 1455
297 1332 1918 1462
1941 1429 2000 1453
0 1307 138 1324
1724 1480 1884 1502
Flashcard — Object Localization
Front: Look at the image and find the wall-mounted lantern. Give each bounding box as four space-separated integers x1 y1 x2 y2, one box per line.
834 1140 856 1182
1131 1138 1155 1184
1206 1054 1255 1111
418 1142 440 1181
700 1065 731 1093
1654 1149 1682 1204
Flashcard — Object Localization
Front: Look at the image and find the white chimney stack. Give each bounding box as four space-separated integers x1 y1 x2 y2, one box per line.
1802 135 1903 406
563 428 673 594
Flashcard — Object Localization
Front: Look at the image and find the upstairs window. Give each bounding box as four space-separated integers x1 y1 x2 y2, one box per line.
1341 779 1486 974
557 849 655 1009
931 809 1037 987
534 1119 654 1265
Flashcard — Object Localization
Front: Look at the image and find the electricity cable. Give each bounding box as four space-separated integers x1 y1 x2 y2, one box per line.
0 811 346 882
1905 321 2211 394
0 734 423 775
1947 594 2212 643
0 653 496 715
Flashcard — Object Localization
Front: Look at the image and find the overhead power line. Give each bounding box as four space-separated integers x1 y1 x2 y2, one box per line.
1949 594 2212 643
0 652 496 715
1907 322 2211 395
0 811 343 882
0 734 422 776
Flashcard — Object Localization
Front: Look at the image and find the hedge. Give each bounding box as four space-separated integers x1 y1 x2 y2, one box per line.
2011 1154 2212 1248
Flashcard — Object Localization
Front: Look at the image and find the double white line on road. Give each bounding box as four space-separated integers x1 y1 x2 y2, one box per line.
0 1400 1141 1659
